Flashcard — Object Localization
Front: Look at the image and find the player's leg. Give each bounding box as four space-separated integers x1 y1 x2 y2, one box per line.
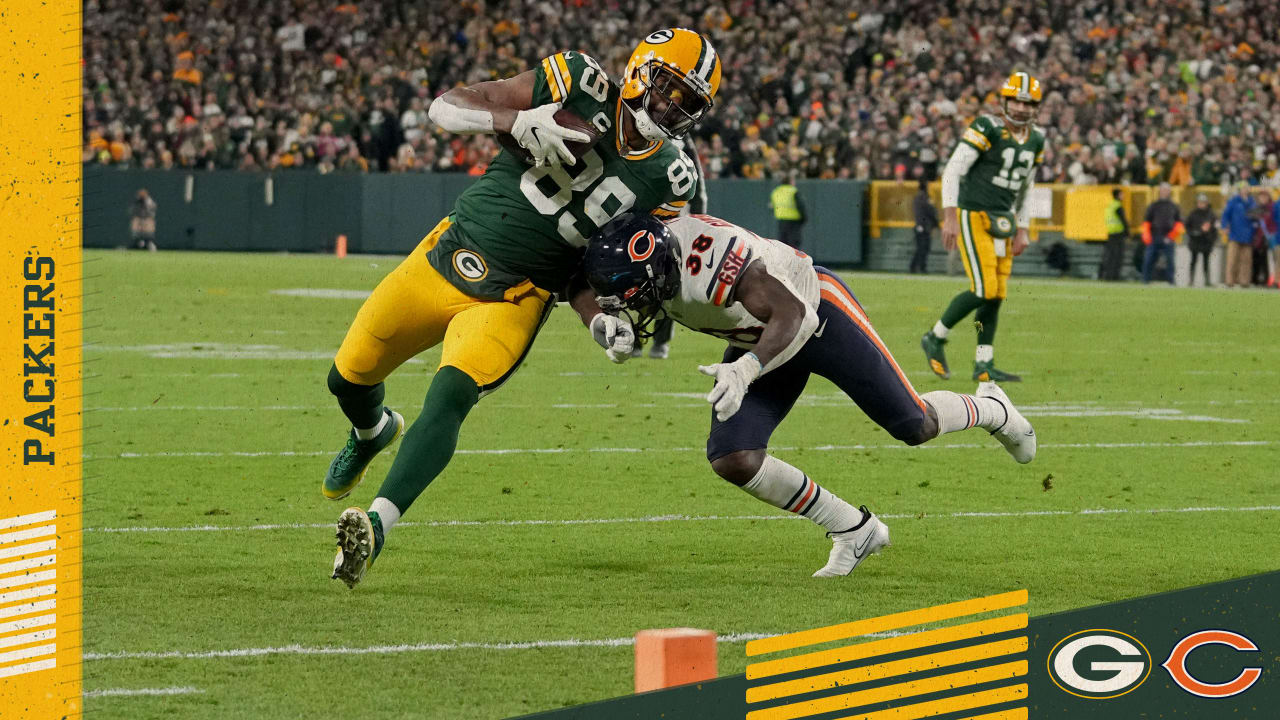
972 218 1020 382
705 348 886 577
922 210 986 379
332 283 553 588
649 316 674 359
324 219 458 501
812 270 1035 464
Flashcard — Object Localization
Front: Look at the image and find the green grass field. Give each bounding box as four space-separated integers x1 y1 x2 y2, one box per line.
83 249 1278 718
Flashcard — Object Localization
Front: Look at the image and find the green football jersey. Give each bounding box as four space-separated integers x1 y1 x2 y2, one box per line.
956 114 1047 213
436 51 698 299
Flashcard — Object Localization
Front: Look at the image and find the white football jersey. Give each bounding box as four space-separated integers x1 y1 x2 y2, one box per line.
663 214 820 348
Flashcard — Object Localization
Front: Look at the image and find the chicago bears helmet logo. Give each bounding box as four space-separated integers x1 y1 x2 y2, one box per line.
645 29 674 44
452 249 488 281
1048 629 1152 699
1162 630 1262 698
627 230 656 262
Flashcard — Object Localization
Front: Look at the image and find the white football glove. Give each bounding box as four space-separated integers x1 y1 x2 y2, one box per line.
509 102 591 167
590 312 636 363
698 353 763 421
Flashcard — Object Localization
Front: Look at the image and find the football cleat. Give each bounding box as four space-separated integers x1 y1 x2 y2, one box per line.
921 332 950 379
648 343 670 360
972 360 1022 383
331 507 384 589
813 507 890 578
976 381 1036 464
322 409 405 500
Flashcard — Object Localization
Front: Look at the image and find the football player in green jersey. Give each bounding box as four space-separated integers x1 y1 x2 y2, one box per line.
921 72 1046 383
325 28 722 588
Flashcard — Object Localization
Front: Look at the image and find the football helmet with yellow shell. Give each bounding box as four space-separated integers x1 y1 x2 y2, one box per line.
998 71 1042 128
621 28 721 141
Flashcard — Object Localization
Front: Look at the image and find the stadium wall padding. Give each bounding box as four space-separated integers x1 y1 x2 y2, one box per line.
83 169 866 265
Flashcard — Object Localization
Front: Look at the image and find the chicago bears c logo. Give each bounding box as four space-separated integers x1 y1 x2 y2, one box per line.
646 29 674 44
1048 629 1152 699
627 230 656 262
1162 630 1262 698
452 249 488 281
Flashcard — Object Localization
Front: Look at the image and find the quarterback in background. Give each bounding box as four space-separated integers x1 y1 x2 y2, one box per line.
580 213 1036 577
921 72 1047 383
324 29 719 588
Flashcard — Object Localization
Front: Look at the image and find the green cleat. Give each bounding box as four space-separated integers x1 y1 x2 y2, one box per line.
920 332 950 379
322 409 405 500
331 507 385 589
973 360 1022 383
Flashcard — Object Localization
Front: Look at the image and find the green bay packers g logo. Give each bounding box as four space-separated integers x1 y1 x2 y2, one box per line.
994 215 1013 234
1048 629 1152 699
452 249 488 281
646 29 674 44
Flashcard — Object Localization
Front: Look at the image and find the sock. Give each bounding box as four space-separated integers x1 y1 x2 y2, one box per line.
373 366 479 514
369 497 401 534
931 320 950 339
327 364 385 430
921 390 1009 433
742 456 864 533
975 344 994 363
975 298 1001 345
354 411 390 440
939 290 984 330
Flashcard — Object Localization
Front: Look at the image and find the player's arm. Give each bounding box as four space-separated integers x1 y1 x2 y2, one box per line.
940 143 981 250
1012 173 1035 255
428 67 588 166
734 263 818 373
697 262 818 422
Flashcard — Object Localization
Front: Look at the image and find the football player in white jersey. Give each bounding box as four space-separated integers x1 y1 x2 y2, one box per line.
576 213 1037 577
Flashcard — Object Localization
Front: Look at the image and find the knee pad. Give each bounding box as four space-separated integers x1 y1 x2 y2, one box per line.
327 363 383 403
708 449 765 487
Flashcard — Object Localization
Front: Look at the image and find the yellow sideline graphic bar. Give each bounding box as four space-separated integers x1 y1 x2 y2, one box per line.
747 636 1028 703
746 592 1028 719
0 0 83 717
746 589 1027 656
845 685 1028 720
746 613 1027 679
746 661 1027 720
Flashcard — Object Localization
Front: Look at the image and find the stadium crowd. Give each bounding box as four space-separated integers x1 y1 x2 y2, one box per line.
84 0 1280 187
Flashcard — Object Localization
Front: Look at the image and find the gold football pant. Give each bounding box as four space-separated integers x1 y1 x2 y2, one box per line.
333 217 553 395
957 209 1013 300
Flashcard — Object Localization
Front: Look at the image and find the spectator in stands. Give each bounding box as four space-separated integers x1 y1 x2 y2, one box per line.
770 171 806 249
1141 183 1181 285
1098 188 1128 281
130 188 157 252
1185 194 1218 288
1221 184 1257 289
910 178 937 274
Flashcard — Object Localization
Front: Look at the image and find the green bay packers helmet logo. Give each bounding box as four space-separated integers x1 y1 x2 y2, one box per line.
1048 629 1152 699
645 29 674 44
452 249 488 281
994 215 1014 234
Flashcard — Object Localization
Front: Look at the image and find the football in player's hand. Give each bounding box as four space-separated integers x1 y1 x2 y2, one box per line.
499 107 602 165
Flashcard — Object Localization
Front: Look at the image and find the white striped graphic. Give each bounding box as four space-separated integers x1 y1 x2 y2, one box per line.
0 511 57 679
960 210 985 297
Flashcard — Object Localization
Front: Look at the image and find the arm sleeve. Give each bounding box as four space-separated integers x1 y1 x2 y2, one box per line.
941 143 980 208
688 145 708 213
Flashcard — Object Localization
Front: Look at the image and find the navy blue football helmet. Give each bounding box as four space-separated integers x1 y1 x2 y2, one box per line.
583 213 681 339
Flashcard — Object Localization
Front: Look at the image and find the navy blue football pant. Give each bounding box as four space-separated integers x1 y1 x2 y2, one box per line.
706 269 930 461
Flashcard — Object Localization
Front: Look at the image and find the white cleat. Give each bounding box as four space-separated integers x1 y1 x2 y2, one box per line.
331 507 376 589
813 507 890 578
648 343 670 360
976 381 1036 464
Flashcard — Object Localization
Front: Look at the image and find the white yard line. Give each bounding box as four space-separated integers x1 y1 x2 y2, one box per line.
84 686 204 697
89 439 1273 460
85 505 1280 536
